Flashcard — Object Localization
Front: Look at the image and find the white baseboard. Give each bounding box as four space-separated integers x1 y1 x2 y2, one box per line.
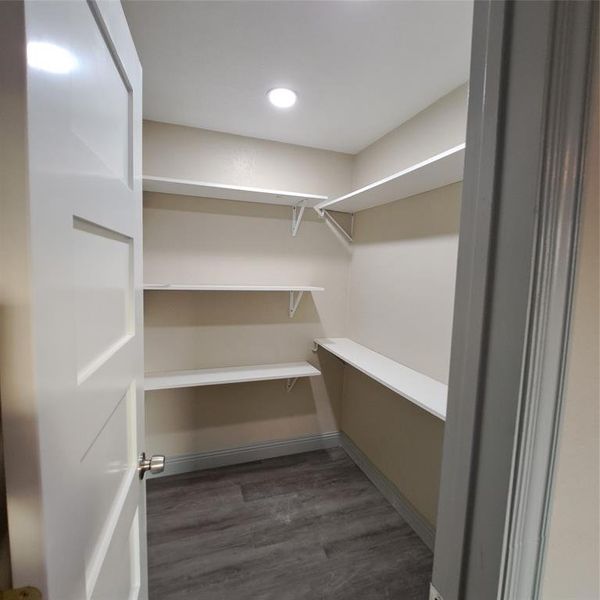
153 431 341 478
340 432 436 551
152 429 435 551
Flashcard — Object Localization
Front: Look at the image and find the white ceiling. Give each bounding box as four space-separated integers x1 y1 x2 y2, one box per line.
122 0 473 154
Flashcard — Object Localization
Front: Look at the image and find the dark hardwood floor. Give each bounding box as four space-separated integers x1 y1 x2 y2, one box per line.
147 447 433 600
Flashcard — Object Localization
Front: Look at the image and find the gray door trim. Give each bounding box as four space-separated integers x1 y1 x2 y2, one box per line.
431 1 511 596
501 6 597 598
431 2 596 599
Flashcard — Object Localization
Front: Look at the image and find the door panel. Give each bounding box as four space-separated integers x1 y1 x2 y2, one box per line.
90 504 142 600
69 15 132 184
0 1 146 598
73 218 134 381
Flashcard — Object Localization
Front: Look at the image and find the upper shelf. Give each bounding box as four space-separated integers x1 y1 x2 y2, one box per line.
314 337 447 420
315 144 465 214
143 175 328 207
143 284 324 292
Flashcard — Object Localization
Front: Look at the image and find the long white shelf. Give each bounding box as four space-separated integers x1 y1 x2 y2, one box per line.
143 175 328 208
145 361 321 391
314 338 447 420
143 284 324 292
315 144 465 214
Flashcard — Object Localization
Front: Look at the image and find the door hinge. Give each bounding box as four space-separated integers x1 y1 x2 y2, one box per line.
0 588 42 600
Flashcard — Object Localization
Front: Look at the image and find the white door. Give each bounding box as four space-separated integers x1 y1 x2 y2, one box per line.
0 1 152 599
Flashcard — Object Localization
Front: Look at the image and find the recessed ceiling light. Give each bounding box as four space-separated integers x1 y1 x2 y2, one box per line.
267 88 297 109
27 41 78 75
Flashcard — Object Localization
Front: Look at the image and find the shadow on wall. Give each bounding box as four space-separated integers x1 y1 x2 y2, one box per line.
341 367 444 527
144 191 324 222
147 378 317 428
143 192 353 262
352 182 462 244
314 346 345 413
145 377 324 452
144 290 322 327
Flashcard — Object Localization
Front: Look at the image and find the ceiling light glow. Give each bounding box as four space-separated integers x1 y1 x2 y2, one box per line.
267 88 297 109
27 41 78 75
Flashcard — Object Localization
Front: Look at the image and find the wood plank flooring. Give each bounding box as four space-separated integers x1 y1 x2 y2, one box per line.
147 447 433 600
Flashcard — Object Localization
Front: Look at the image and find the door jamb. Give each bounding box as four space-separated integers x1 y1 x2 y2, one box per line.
431 1 597 599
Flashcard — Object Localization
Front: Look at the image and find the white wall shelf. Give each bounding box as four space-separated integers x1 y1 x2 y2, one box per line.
313 337 447 420
143 176 327 236
315 143 465 214
143 284 324 292
145 361 321 392
143 284 324 317
143 175 328 208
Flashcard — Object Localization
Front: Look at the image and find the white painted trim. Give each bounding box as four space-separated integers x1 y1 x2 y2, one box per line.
151 432 341 478
340 432 436 550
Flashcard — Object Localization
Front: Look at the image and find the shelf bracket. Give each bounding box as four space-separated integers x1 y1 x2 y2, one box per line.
291 200 306 237
315 207 354 242
286 377 298 392
289 290 304 318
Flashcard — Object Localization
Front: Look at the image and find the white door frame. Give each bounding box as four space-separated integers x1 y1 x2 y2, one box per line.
431 1 597 599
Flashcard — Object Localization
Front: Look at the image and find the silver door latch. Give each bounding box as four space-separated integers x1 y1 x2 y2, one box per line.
138 452 165 479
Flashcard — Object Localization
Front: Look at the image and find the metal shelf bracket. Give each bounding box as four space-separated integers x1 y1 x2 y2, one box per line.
289 290 304 318
315 207 354 242
286 377 298 392
291 200 306 237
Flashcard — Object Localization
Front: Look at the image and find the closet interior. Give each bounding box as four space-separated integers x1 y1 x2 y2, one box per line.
141 78 467 548
111 7 475 593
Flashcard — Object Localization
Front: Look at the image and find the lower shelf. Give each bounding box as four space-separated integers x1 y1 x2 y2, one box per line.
314 337 447 420
145 361 321 391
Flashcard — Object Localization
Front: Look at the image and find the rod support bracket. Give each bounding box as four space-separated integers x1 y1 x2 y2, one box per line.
314 207 354 242
286 377 298 392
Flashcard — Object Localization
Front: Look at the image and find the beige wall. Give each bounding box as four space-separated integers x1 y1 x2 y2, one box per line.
142 121 355 457
540 53 599 600
347 183 461 384
341 368 445 526
337 91 464 528
352 83 468 188
143 193 351 456
143 120 354 199
339 182 460 528
143 87 466 531
342 84 468 525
